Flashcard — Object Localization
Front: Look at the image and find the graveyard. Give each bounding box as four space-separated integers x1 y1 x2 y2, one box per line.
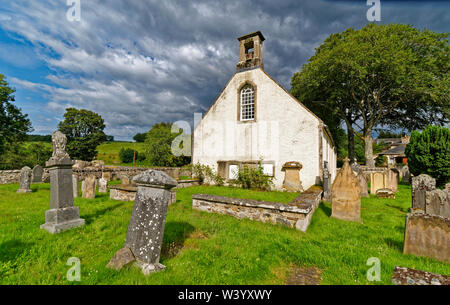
1 179 448 285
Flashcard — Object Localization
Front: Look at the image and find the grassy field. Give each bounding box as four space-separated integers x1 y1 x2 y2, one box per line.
0 183 448 285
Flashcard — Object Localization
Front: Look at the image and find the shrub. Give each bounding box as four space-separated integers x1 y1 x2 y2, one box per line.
375 155 387 167
405 125 449 187
119 148 138 164
231 163 274 191
189 163 224 186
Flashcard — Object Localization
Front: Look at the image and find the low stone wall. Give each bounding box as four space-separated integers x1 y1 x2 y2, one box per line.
192 186 322 232
403 213 450 262
0 170 21 184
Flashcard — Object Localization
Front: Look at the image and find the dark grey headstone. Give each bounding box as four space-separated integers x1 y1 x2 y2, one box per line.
32 165 43 183
412 174 436 210
323 161 331 201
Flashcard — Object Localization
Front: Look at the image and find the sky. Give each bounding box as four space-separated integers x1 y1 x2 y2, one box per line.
0 0 448 141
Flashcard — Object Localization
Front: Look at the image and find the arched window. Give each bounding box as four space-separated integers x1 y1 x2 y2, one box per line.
240 85 255 121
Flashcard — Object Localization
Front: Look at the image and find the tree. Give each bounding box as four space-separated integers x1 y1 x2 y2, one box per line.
291 24 449 167
144 122 191 167
119 148 138 164
133 133 146 143
58 108 106 161
405 125 449 187
0 74 32 158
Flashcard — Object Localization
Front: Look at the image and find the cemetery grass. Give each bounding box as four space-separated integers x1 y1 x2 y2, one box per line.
0 184 449 285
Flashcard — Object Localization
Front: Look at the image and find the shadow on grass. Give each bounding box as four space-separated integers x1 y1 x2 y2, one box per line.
83 202 126 225
386 204 409 213
161 221 195 260
0 240 34 262
319 203 332 217
384 237 404 253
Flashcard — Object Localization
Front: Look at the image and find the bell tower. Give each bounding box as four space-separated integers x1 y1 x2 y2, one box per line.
236 31 265 72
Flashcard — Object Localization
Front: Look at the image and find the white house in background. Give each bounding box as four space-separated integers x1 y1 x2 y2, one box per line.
192 31 337 191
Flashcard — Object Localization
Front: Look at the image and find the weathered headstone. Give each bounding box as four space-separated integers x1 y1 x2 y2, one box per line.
17 166 32 193
411 174 436 210
82 175 97 199
376 188 395 199
121 175 130 185
72 174 79 198
370 171 386 195
40 131 84 234
387 168 399 192
323 161 332 201
32 165 43 183
282 161 303 192
403 213 449 262
107 170 177 275
401 166 411 184
102 171 111 182
331 158 361 222
425 189 450 219
98 178 108 193
357 171 369 198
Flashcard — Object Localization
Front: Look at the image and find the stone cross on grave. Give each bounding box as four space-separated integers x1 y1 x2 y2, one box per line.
40 131 85 234
107 169 178 275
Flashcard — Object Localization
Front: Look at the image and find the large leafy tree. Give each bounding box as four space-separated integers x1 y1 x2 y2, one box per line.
0 74 32 159
292 23 449 167
58 108 106 161
144 122 190 167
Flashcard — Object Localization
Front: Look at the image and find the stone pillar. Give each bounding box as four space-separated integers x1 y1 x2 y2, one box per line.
412 174 436 211
17 166 32 193
331 158 361 222
107 170 177 275
281 161 303 192
40 131 84 234
323 161 331 201
98 178 108 193
32 165 43 183
72 174 79 198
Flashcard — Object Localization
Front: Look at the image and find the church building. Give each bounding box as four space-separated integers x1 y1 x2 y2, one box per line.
192 31 337 191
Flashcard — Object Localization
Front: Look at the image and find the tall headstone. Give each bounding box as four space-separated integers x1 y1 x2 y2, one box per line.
331 158 361 222
370 171 386 195
411 174 436 210
107 170 178 275
17 166 32 193
281 161 303 192
72 174 79 198
387 168 399 192
323 161 331 201
40 131 84 234
82 175 97 199
32 165 43 183
357 171 369 198
98 178 108 193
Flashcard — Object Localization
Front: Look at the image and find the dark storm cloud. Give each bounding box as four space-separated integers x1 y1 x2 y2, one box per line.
0 0 448 139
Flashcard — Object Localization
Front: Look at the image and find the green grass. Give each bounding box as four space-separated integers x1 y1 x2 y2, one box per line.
96 142 146 166
0 183 448 285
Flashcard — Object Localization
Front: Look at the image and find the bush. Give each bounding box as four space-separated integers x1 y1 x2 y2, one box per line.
231 163 274 191
405 125 449 187
189 163 224 186
119 148 138 164
375 155 387 167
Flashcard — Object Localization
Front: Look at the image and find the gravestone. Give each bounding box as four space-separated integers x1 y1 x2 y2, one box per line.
376 188 395 199
121 175 130 185
72 174 79 198
425 189 450 219
370 171 386 195
387 168 399 192
17 166 32 193
107 170 177 275
282 161 303 192
392 266 450 285
40 131 84 234
82 175 97 199
357 171 369 198
331 158 361 222
411 174 436 210
32 165 43 183
322 161 331 201
401 166 411 184
98 178 108 193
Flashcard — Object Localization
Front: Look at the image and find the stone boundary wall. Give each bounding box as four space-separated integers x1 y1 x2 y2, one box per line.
0 170 21 184
192 186 323 232
0 166 192 185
